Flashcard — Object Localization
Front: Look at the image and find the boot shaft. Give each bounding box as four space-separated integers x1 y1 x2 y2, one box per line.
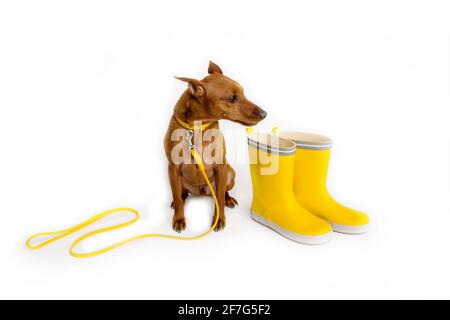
247 133 297 212
294 148 331 195
280 132 333 198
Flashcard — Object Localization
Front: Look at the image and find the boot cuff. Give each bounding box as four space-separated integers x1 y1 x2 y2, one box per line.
279 132 333 150
248 133 296 156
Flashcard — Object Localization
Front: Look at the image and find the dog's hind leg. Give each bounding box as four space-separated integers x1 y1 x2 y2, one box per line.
224 165 238 208
225 192 238 208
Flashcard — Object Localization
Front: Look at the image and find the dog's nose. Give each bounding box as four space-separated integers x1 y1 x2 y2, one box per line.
259 109 267 119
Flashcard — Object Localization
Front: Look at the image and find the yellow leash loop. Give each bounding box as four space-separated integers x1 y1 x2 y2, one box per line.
26 148 220 258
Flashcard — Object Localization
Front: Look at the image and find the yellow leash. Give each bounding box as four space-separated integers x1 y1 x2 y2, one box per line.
27 147 220 258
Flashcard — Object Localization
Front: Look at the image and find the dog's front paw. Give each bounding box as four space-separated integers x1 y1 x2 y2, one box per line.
172 216 186 233
212 216 226 232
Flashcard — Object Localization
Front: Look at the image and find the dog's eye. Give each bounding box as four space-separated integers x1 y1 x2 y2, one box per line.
228 95 237 103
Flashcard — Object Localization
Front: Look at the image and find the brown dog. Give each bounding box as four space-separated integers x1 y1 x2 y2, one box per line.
164 61 266 232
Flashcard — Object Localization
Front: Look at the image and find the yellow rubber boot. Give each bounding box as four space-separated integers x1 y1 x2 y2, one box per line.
247 132 332 244
279 132 370 234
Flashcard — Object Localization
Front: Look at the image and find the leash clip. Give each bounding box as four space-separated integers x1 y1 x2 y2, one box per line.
185 129 195 150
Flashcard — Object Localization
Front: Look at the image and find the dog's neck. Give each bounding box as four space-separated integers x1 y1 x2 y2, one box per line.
173 90 217 125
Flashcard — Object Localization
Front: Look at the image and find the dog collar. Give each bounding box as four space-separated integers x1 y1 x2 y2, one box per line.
175 116 214 132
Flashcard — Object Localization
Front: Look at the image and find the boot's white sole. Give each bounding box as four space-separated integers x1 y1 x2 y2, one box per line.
251 211 332 245
330 222 370 235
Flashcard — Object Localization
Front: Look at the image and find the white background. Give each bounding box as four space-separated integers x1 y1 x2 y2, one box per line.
0 0 449 300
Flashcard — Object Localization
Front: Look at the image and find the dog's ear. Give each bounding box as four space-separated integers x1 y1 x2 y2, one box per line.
208 61 223 75
175 77 207 98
